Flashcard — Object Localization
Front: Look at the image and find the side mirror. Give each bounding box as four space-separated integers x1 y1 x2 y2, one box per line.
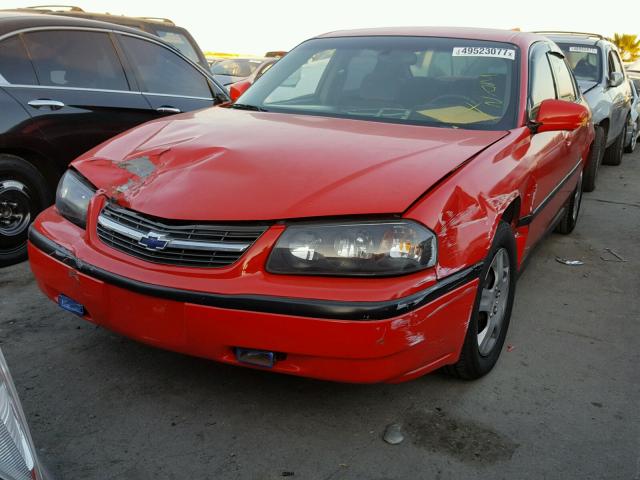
535 99 590 133
609 71 624 88
229 80 252 102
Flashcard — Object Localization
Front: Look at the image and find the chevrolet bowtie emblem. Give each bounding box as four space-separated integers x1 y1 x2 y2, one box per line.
138 232 169 251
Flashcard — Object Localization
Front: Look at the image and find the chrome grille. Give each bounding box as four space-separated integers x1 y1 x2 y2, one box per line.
96 203 268 268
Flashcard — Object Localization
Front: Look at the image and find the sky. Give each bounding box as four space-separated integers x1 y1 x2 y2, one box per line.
2 0 638 56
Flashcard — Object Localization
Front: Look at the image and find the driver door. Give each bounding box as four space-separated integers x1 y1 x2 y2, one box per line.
523 45 580 253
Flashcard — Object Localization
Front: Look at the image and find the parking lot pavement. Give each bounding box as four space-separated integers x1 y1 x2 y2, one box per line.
1 151 638 480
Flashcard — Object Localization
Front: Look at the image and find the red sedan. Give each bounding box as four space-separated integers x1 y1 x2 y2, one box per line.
28 28 593 383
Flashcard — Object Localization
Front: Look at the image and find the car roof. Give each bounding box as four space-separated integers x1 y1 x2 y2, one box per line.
544 35 601 47
0 11 165 41
314 26 545 49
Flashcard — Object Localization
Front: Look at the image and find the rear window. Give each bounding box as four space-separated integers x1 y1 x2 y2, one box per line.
555 43 601 83
152 28 200 65
23 30 129 90
0 35 37 85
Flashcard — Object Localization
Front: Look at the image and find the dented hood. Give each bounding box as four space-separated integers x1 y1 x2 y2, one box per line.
74 107 509 221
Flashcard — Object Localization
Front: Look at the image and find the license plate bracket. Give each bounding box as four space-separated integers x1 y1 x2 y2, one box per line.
235 348 276 368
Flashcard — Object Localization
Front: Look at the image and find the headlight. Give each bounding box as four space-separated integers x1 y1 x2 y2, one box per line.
0 350 41 480
266 220 437 276
55 170 96 229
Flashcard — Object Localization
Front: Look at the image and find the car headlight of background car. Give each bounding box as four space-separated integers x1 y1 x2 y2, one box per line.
55 170 96 229
0 350 42 480
267 220 437 276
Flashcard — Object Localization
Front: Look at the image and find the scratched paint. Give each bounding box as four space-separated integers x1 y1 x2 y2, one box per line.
117 156 156 179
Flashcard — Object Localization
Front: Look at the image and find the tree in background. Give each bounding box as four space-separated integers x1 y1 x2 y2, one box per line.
610 33 640 62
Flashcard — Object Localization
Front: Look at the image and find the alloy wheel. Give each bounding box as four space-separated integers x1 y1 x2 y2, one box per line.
0 180 32 238
477 248 511 356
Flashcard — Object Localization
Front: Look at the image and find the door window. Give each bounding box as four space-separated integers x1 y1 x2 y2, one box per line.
23 30 129 90
119 35 212 98
548 54 577 101
0 35 37 85
528 47 557 113
610 51 624 75
152 28 200 65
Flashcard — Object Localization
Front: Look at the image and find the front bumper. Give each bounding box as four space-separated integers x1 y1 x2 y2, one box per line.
28 215 481 384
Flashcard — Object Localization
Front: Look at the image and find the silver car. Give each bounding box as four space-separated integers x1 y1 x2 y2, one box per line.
625 79 640 153
538 32 632 191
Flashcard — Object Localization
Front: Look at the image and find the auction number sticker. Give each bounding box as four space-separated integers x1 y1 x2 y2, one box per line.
569 46 598 54
452 47 516 60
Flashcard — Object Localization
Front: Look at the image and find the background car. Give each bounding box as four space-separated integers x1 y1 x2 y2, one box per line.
0 348 50 480
627 58 640 90
227 57 278 96
537 31 632 190
0 11 229 267
4 5 210 70
207 57 223 67
265 50 287 58
28 28 593 384
624 79 640 152
211 57 273 87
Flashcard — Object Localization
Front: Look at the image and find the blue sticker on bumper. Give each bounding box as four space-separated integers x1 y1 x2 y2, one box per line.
58 294 85 316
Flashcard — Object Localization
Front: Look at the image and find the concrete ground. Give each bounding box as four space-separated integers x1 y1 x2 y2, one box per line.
0 150 638 480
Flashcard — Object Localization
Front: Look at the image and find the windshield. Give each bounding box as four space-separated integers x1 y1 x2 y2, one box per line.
627 59 640 72
237 36 519 130
153 28 201 65
212 59 265 77
556 43 601 83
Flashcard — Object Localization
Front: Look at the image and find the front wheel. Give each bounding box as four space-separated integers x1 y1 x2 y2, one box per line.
445 222 517 379
583 126 604 192
624 120 638 153
0 155 50 267
602 122 626 166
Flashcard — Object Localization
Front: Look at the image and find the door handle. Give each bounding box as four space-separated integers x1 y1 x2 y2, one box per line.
27 99 65 110
156 106 181 114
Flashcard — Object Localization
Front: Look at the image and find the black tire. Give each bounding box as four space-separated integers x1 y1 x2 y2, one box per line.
624 120 638 154
602 122 626 166
445 222 517 380
0 155 50 267
555 169 583 235
583 126 604 192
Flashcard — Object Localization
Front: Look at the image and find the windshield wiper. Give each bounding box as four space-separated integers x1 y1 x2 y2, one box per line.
231 103 269 112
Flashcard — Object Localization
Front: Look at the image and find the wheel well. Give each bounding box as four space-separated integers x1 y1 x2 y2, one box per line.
598 119 609 140
501 197 521 228
0 148 62 200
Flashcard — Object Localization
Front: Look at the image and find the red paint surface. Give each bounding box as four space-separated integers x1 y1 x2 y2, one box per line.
29 29 595 382
29 242 477 383
73 109 509 221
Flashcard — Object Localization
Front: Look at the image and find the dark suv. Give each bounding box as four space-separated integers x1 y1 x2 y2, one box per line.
6 5 210 70
538 32 632 191
0 12 228 266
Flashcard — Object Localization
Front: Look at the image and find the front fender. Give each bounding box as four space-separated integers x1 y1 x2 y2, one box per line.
404 130 528 279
